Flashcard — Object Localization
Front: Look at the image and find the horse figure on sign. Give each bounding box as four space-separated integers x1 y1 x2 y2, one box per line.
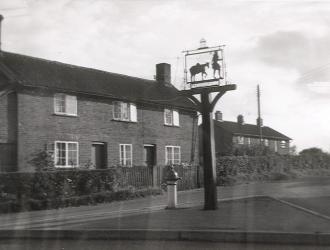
212 51 221 78
189 62 209 82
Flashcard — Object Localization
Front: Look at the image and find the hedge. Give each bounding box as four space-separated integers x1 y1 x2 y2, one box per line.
1 154 330 213
216 154 330 185
0 168 162 213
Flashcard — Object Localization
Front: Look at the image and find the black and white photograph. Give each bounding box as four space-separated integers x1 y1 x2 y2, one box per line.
0 0 330 249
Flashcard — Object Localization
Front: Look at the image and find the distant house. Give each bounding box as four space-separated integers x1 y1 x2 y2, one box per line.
0 51 199 172
199 111 291 157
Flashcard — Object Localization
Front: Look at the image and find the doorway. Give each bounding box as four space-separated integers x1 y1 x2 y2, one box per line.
143 144 156 167
91 143 107 169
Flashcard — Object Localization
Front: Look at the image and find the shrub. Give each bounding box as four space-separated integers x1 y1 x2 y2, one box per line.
0 168 163 213
28 150 55 171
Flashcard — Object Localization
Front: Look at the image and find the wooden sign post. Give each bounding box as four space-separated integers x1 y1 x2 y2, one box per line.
181 41 237 210
181 84 236 210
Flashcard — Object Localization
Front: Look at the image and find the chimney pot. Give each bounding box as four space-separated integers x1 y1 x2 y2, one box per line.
156 63 171 84
237 115 244 125
215 111 223 121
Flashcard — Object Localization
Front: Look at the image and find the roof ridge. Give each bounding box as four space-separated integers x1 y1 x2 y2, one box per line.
213 119 290 140
215 119 258 126
1 50 159 86
0 50 196 110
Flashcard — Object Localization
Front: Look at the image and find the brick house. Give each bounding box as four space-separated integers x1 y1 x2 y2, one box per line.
200 111 291 157
0 51 198 172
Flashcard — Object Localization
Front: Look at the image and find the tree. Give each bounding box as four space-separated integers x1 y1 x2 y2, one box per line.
299 147 327 156
299 147 330 165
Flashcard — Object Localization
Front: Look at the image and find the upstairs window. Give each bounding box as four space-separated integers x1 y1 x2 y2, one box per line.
164 109 179 126
280 140 287 148
120 144 132 167
55 141 78 168
54 93 77 116
237 136 244 144
165 146 181 165
264 139 269 146
113 101 137 122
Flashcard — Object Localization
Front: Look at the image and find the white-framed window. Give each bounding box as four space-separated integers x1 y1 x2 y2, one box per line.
54 93 77 116
247 137 251 145
120 144 132 167
165 146 181 165
54 141 78 168
237 136 244 145
280 140 287 148
264 139 269 146
113 101 137 122
164 109 179 126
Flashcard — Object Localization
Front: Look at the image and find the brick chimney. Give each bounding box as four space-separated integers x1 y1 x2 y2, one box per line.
156 63 171 84
257 117 263 127
237 114 244 125
215 111 223 121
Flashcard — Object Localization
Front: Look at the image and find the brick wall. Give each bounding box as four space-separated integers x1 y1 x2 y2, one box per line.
0 92 17 143
0 94 8 143
0 92 17 171
16 88 198 171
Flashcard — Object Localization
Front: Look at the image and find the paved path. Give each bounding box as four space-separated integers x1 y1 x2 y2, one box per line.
0 181 289 229
47 196 330 233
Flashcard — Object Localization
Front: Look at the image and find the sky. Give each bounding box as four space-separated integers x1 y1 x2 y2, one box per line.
1 0 330 152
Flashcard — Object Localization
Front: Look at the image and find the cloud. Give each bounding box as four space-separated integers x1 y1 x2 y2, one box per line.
1 0 330 151
253 30 330 88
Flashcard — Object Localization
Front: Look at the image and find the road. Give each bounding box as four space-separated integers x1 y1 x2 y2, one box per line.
1 177 330 250
1 239 330 250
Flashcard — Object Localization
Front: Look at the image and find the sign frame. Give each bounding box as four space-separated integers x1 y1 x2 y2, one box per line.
183 45 227 89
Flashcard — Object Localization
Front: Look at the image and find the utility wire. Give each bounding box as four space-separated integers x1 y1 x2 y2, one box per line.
298 62 330 80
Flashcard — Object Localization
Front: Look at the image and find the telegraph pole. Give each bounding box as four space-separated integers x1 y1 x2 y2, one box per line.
0 15 4 51
257 84 263 143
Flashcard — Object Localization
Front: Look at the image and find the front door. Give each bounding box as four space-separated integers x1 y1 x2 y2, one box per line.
91 143 107 169
143 145 156 167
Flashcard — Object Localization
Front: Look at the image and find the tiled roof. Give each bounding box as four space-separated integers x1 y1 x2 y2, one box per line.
0 51 196 110
214 120 291 140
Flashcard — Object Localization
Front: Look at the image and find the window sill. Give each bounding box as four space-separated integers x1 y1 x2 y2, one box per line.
164 124 180 128
112 119 137 123
55 166 78 169
53 113 78 118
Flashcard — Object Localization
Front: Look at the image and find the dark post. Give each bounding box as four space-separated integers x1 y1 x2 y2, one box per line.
201 91 217 210
180 84 236 210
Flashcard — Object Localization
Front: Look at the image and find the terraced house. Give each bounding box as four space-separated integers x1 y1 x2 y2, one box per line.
0 51 198 172
202 111 291 156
